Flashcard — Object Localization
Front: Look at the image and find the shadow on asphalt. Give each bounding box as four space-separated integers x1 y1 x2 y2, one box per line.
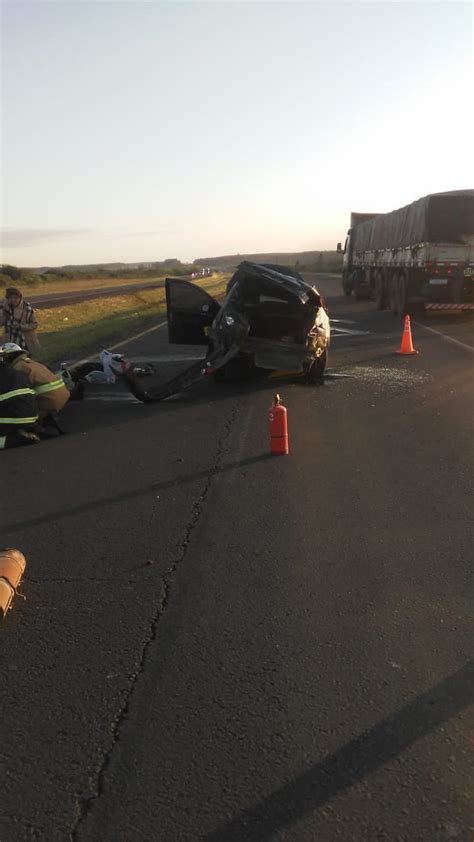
0 452 275 538
205 660 474 842
53 374 327 436
60 339 423 437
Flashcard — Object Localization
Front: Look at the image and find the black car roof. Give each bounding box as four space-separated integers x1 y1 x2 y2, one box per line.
232 261 319 304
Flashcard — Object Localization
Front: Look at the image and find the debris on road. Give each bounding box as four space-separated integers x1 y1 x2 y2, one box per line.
0 548 27 620
60 349 156 398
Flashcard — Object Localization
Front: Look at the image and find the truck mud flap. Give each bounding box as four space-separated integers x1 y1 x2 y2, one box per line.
425 303 474 312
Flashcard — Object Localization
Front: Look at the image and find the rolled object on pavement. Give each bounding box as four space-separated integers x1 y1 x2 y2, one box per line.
0 548 27 619
0 579 15 619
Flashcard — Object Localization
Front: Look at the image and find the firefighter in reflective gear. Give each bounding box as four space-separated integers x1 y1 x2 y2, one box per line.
0 343 70 421
0 359 40 449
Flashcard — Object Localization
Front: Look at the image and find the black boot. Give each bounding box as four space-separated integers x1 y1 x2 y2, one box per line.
4 430 41 449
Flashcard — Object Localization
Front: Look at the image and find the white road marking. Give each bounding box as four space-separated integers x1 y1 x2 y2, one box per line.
68 314 371 372
107 320 168 351
85 393 141 402
85 390 192 403
69 321 167 367
126 355 204 363
331 327 371 337
415 322 474 353
324 372 353 378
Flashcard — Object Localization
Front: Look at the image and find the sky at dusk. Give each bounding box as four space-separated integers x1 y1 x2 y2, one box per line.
1 1 472 267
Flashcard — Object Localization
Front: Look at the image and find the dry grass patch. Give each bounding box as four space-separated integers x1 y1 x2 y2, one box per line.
38 274 229 366
28 274 168 296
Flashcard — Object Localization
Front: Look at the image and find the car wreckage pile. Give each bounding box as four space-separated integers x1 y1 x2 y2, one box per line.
114 261 331 402
34 262 331 411
0 264 330 450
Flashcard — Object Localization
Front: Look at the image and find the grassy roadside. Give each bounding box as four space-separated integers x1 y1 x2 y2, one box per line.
37 274 229 367
27 273 170 297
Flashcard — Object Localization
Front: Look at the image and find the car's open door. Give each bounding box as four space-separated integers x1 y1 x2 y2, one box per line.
165 279 221 345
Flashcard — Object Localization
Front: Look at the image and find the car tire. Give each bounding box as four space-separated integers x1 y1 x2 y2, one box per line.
305 349 327 383
214 358 250 383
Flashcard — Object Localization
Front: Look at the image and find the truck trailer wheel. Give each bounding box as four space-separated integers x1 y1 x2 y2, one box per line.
342 272 352 296
389 274 400 315
407 297 425 319
398 274 408 317
375 271 386 310
353 271 366 301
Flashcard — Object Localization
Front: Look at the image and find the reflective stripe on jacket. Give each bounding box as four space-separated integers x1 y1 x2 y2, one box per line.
35 378 67 395
0 365 39 427
11 355 70 417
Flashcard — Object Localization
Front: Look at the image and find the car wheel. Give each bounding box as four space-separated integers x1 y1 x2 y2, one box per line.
305 349 327 383
214 358 250 383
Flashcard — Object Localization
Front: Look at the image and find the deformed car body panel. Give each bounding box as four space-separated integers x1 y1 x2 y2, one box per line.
166 279 221 345
124 262 330 402
210 262 329 369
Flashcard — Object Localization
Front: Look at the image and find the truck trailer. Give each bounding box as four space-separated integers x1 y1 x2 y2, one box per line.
338 190 474 316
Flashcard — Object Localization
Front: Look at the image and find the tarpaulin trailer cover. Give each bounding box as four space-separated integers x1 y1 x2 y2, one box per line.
353 190 474 252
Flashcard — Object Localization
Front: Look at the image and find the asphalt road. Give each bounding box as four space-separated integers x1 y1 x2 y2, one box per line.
1 275 473 842
27 279 170 309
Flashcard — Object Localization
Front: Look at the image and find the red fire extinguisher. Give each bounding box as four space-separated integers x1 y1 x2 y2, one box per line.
269 394 289 455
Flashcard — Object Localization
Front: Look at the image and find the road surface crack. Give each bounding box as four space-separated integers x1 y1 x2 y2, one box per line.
69 399 240 841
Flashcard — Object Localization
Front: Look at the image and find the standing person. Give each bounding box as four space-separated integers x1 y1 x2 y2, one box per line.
1 287 40 355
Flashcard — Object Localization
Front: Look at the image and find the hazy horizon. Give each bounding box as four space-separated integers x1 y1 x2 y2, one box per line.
0 246 342 271
1 1 472 268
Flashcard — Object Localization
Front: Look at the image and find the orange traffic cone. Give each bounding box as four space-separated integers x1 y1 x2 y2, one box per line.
396 315 419 355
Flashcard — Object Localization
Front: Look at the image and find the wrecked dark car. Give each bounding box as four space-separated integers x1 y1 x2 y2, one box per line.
123 261 331 403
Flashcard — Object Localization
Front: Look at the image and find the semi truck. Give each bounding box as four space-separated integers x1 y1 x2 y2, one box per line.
337 190 474 316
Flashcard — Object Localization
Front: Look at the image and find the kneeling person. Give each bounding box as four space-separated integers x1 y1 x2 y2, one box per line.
0 359 40 449
1 343 70 424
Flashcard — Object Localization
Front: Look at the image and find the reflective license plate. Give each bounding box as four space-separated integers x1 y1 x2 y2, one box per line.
429 278 448 285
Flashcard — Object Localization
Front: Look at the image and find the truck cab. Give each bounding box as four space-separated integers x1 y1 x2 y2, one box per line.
338 212 379 297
